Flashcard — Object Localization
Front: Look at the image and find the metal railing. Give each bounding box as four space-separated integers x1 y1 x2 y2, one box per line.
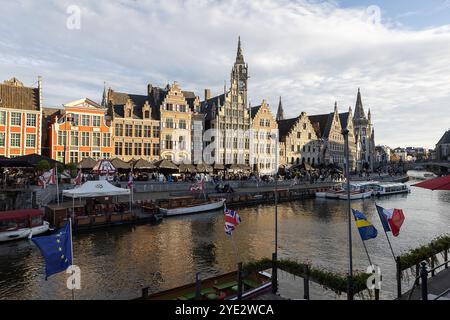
407 259 450 300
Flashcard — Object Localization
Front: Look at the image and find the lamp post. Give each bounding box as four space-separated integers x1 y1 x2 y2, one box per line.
270 132 279 294
342 128 353 300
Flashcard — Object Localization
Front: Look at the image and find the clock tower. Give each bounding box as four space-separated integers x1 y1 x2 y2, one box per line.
231 36 248 108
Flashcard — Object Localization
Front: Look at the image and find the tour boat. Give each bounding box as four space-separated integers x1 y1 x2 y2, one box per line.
0 209 50 243
136 270 272 300
338 190 373 200
325 189 346 199
372 183 410 196
158 198 226 217
315 191 327 198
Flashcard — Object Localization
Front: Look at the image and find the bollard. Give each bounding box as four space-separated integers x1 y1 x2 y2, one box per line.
303 265 310 300
237 263 243 300
420 262 428 301
396 256 402 299
142 287 149 298
272 252 278 294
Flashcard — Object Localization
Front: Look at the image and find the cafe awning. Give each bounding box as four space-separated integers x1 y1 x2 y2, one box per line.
77 157 97 169
153 159 179 171
179 163 197 173
133 159 156 170
196 163 214 173
110 158 131 170
62 180 130 198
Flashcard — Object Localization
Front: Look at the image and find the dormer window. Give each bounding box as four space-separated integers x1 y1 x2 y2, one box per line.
127 109 132 118
144 110 150 119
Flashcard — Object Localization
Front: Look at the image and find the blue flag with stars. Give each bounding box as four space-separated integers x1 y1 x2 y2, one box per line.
32 222 72 280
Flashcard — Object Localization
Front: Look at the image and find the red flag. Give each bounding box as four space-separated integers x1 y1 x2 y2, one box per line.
389 209 405 237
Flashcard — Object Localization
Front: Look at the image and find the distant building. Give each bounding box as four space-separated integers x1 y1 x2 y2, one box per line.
435 130 450 161
353 89 375 171
0 77 43 157
250 100 278 175
49 98 112 164
375 145 391 164
392 147 407 162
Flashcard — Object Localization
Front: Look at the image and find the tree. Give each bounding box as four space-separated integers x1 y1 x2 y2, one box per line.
36 160 50 173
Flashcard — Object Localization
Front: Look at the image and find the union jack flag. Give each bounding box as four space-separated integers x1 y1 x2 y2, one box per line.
224 207 241 236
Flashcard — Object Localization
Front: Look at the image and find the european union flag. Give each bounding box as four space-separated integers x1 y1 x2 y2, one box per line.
32 222 72 280
352 209 378 241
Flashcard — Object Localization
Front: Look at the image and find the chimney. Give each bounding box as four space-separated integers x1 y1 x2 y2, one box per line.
38 76 43 110
147 84 153 95
204 89 211 101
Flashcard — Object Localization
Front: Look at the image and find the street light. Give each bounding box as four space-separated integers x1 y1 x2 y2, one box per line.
270 131 279 294
342 128 353 300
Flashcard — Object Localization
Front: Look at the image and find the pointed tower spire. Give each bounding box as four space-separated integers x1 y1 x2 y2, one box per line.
276 96 285 121
354 88 366 120
101 81 108 108
236 36 245 64
334 101 338 112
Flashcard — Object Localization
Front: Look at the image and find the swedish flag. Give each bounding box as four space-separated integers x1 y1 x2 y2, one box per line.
352 209 378 241
32 222 73 279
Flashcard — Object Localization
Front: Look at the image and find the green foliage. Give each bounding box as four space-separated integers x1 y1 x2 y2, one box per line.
36 160 50 172
399 235 450 271
243 258 370 294
65 162 78 177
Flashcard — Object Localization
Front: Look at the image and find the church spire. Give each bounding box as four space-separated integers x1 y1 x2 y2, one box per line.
101 81 108 108
236 36 245 64
353 88 366 120
276 96 285 121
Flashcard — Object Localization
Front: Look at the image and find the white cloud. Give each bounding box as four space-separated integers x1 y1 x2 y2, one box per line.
0 0 449 148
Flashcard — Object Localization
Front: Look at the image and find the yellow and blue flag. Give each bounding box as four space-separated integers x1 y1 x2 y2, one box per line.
352 209 378 241
32 222 72 279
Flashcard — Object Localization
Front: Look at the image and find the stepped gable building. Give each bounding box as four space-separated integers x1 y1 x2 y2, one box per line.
0 77 43 157
353 88 375 171
202 37 251 166
107 81 199 163
277 112 320 167
48 98 112 164
436 130 450 161
250 100 278 175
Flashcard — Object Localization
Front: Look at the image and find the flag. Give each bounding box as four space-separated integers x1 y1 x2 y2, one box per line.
224 207 241 236
47 168 57 185
352 209 378 241
376 205 405 237
74 170 82 185
32 222 73 280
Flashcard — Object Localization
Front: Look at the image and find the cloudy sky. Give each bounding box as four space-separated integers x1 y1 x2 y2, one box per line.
1 0 450 148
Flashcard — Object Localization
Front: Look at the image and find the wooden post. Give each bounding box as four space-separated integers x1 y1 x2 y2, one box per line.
396 256 402 299
303 265 310 300
272 252 278 294
237 263 243 300
420 262 428 301
445 250 448 269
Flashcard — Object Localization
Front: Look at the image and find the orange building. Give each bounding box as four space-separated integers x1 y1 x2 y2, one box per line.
0 77 43 157
49 98 112 164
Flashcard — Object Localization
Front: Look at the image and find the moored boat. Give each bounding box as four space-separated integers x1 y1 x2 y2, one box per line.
372 183 410 196
338 190 373 200
137 270 272 300
158 198 226 217
0 209 50 243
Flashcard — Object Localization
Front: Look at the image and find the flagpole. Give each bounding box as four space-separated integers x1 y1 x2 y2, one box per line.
361 239 373 266
69 216 75 301
375 203 397 261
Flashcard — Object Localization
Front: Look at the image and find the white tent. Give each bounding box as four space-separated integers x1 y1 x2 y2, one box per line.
62 180 130 198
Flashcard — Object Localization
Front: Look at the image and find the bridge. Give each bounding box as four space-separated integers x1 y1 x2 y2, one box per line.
405 161 450 172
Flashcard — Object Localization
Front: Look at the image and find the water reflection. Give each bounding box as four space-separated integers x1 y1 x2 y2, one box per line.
0 183 449 300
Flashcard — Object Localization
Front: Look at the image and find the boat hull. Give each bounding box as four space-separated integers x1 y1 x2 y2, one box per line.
159 199 226 217
338 191 373 200
315 192 327 198
0 221 50 243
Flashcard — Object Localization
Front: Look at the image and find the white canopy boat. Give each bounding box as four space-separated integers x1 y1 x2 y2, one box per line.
158 198 226 217
0 209 50 243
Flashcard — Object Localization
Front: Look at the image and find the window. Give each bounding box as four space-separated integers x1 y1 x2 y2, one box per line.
153 126 160 138
0 133 5 147
124 142 132 156
115 142 123 156
165 135 173 150
143 125 151 138
166 118 174 128
153 143 160 156
11 112 21 126
308 133 312 139
134 143 142 156
81 115 90 126
26 114 37 127
81 132 90 146
10 133 21 147
56 151 64 163
179 136 185 150
125 124 132 136
233 138 238 148
297 132 301 139
144 143 152 156
70 131 78 146
92 132 101 147
92 115 101 127
102 133 111 147
57 131 67 146
135 125 142 137
70 152 78 164
166 104 173 111
80 151 90 160
179 120 187 129
179 105 186 112
115 124 123 136
0 111 5 125
26 134 36 148
102 153 111 159
144 110 150 119
70 114 79 126
92 151 100 160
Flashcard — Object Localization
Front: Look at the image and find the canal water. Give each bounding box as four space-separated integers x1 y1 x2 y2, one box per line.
0 180 449 300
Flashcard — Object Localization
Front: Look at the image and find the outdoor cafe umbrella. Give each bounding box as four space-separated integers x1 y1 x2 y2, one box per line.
77 157 97 170
196 163 213 173
153 159 179 172
133 158 156 171
412 175 450 191
110 158 131 170
178 163 197 174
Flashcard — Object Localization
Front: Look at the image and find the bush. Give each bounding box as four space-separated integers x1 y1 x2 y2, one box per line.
36 160 50 172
